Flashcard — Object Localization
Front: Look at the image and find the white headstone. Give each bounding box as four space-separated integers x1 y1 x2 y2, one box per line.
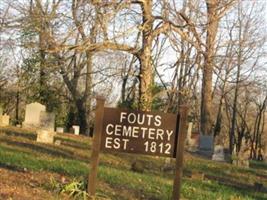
56 127 64 133
212 145 225 161
186 122 193 143
23 102 46 128
0 114 10 127
186 122 199 152
72 125 80 135
36 130 55 144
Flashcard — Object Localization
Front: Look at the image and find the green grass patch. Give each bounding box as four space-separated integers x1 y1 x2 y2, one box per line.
0 127 267 199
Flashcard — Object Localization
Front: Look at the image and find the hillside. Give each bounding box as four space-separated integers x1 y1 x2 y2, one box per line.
0 127 266 200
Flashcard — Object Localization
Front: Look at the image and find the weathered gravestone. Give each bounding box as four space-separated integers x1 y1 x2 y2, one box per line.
36 130 55 144
199 135 214 157
186 122 198 152
212 145 225 162
0 106 3 116
23 102 46 128
72 125 80 135
56 127 64 133
39 111 55 132
0 114 10 127
186 122 193 144
36 111 56 144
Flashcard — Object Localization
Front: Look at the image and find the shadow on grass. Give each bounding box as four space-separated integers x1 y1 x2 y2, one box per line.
4 130 36 140
186 178 267 200
204 174 265 193
56 138 90 151
0 127 90 151
0 138 89 162
0 144 88 177
0 162 25 172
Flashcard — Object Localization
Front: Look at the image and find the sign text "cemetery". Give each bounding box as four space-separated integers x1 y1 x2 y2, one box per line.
100 107 178 157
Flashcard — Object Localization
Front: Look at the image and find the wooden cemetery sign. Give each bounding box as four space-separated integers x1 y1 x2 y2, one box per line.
101 107 178 157
88 97 188 200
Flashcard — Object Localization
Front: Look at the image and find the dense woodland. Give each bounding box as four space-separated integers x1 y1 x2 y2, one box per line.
0 0 266 160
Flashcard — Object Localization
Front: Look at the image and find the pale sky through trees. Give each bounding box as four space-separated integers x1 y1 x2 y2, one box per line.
0 0 267 144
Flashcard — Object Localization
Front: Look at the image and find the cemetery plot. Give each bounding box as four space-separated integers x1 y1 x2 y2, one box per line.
100 107 178 157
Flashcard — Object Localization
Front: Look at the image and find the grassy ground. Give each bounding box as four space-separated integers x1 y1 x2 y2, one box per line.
0 126 266 200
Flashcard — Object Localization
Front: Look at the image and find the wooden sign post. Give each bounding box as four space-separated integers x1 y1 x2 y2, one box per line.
88 97 105 196
88 98 188 199
172 106 188 200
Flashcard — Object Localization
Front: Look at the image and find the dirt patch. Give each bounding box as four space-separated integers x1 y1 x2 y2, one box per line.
0 168 70 200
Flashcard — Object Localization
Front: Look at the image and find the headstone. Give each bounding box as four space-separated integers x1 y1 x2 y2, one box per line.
36 130 55 144
72 125 80 135
0 107 3 116
186 123 199 152
186 122 193 141
199 135 214 157
23 102 46 128
56 127 64 133
0 114 10 127
212 145 225 161
39 111 55 132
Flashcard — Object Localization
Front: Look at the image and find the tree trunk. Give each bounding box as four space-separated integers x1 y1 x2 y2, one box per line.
201 0 219 135
15 90 20 125
39 32 46 104
229 2 242 154
84 51 93 135
138 1 153 111
75 98 88 135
